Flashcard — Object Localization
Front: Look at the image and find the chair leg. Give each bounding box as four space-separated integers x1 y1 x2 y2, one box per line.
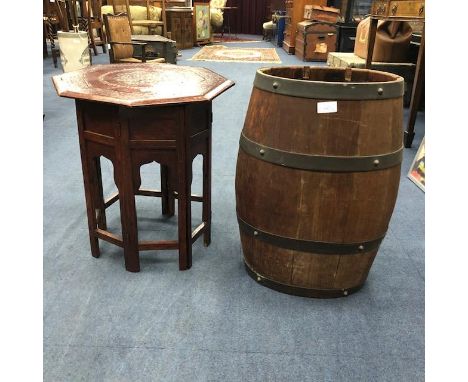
43 23 49 57
100 29 107 53
46 21 58 68
89 30 98 56
52 48 58 68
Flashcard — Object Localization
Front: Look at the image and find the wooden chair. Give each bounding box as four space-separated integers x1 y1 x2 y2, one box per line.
109 0 166 36
82 0 107 55
44 0 70 68
103 13 165 63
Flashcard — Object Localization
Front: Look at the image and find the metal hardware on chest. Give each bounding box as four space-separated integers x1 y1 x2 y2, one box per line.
239 133 403 173
376 4 386 15
237 216 385 255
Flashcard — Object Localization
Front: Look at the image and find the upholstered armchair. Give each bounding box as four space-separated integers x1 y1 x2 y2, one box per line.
210 0 227 31
101 4 163 35
103 13 165 63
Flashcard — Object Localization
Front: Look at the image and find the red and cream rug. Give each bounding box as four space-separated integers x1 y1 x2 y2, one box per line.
211 34 261 43
190 45 281 63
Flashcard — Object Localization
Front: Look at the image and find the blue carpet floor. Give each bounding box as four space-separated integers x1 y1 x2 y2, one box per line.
43 36 425 381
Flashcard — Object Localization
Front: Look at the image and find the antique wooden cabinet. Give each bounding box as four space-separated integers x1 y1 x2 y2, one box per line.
295 21 337 61
371 0 425 18
166 7 194 49
283 0 327 54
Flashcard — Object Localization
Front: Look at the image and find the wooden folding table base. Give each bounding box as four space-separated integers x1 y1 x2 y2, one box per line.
53 63 234 272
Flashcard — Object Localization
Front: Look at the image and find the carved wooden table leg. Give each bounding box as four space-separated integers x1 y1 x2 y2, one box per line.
177 116 193 271
161 164 175 216
93 157 108 230
117 113 140 272
202 116 212 247
76 102 101 258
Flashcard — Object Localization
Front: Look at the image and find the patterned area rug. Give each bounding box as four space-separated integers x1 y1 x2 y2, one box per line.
212 34 262 43
190 45 281 63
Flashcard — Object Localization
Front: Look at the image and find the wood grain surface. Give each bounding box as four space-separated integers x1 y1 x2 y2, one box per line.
53 63 234 107
235 67 403 297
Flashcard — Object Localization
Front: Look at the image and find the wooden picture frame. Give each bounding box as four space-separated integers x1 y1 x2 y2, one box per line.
193 2 211 44
408 137 425 192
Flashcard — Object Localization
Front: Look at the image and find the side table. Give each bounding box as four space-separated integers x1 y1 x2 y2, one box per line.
365 0 425 148
53 63 234 272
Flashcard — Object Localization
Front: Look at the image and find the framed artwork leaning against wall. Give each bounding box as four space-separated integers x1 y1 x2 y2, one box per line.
194 2 211 44
408 137 425 192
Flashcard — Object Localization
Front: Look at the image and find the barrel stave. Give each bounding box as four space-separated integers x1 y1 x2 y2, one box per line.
236 151 400 244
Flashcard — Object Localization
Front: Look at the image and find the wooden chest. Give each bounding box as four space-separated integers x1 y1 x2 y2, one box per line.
295 21 337 62
371 0 425 18
165 8 194 50
283 0 327 54
327 52 415 106
304 5 340 23
131 34 178 64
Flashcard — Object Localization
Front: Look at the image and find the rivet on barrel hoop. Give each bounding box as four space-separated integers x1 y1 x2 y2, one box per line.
273 82 279 89
343 290 349 296
358 245 364 251
377 87 384 95
254 230 259 236
259 149 265 156
257 276 262 282
373 159 380 167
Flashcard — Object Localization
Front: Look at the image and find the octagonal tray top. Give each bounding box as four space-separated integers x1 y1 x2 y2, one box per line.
52 63 235 107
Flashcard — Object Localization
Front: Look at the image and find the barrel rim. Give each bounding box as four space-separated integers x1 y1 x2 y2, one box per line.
254 66 405 100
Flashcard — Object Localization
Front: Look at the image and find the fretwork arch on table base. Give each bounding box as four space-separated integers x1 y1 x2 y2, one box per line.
53 63 234 272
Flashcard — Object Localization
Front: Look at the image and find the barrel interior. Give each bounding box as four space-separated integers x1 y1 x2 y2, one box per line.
260 66 401 83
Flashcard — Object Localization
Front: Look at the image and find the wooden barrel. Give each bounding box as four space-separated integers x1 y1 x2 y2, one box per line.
235 66 404 298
